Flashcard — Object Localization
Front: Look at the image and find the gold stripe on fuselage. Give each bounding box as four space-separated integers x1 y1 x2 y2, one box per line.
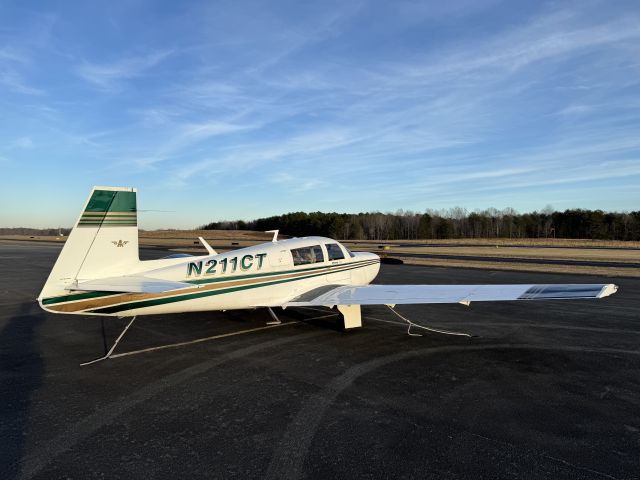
45 261 376 313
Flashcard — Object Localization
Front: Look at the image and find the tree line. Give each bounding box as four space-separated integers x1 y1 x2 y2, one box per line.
0 227 71 236
200 207 640 241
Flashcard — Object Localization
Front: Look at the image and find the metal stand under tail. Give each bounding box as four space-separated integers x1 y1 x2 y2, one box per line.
266 307 282 325
80 316 137 366
386 306 474 338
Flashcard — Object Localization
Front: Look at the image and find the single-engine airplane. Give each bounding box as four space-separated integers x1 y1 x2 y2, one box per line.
38 187 618 361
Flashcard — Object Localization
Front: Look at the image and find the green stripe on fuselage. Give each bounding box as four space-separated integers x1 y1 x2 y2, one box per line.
186 258 377 285
87 260 378 314
41 259 379 306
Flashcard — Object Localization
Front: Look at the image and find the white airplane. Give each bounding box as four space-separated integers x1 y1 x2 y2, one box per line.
38 187 618 361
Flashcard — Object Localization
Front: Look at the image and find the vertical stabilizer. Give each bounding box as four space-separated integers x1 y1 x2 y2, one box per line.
39 186 139 300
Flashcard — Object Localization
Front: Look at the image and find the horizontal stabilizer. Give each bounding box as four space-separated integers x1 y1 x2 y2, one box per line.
273 283 618 307
74 276 197 293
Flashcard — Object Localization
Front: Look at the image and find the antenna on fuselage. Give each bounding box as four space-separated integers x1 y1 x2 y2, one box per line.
198 237 217 255
265 230 279 242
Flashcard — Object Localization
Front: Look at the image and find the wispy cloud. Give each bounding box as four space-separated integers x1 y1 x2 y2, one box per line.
267 172 328 192
9 136 34 149
109 119 256 174
0 70 45 95
0 46 28 63
2 1 639 227
75 50 173 89
169 126 361 186
554 104 596 116
0 13 59 96
394 11 640 82
0 46 45 95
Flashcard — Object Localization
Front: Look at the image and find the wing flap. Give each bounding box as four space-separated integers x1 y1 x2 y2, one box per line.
73 276 197 293
279 283 618 307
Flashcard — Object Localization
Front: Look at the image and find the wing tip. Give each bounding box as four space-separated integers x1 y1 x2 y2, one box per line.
599 284 618 298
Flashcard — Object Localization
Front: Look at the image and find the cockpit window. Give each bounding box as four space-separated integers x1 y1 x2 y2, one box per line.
325 243 345 261
290 245 324 266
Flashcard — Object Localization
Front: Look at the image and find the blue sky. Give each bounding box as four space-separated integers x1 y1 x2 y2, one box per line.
1 0 639 229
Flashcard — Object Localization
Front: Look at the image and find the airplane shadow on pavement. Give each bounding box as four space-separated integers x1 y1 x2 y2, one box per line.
0 302 44 480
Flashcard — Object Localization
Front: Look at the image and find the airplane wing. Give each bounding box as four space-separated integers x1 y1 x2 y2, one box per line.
276 283 618 307
73 276 198 294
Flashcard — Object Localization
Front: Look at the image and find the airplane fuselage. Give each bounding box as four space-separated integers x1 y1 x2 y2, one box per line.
40 236 380 317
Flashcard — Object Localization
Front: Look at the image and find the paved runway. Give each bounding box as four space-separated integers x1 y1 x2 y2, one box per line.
1 242 639 479
391 251 640 268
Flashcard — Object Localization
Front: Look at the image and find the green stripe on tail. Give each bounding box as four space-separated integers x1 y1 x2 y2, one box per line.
78 190 137 228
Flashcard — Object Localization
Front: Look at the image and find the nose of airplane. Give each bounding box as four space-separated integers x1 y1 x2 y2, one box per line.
361 252 381 281
355 251 380 262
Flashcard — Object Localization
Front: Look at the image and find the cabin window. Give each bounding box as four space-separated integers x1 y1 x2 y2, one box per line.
325 243 345 260
291 245 324 266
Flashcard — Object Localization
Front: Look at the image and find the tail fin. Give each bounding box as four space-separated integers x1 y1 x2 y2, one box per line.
39 186 139 301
